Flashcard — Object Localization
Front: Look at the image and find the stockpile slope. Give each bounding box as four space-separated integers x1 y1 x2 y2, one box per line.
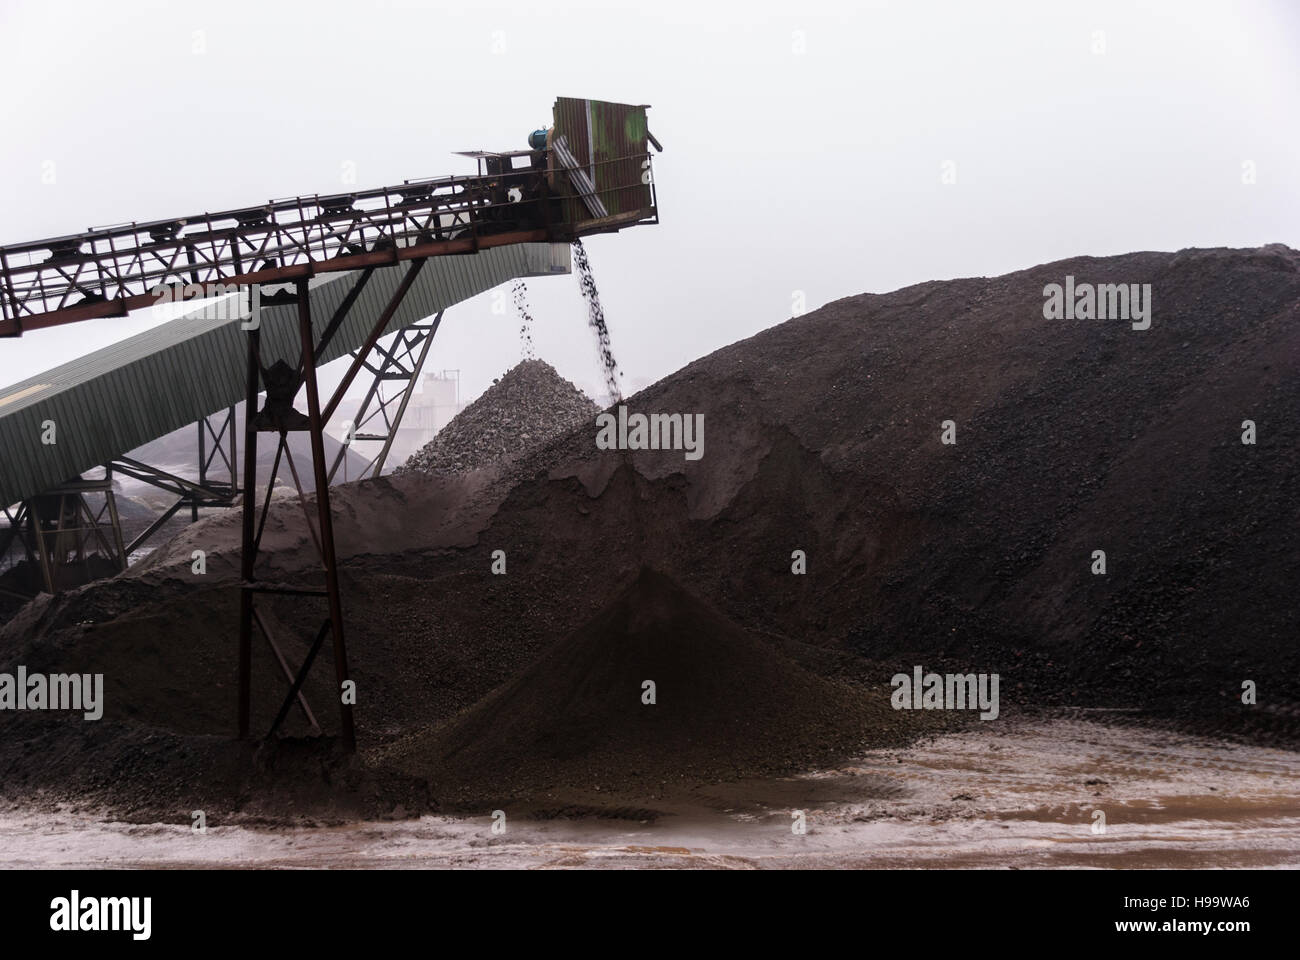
474 244 1300 720
398 359 599 476
3 245 1297 815
380 567 913 803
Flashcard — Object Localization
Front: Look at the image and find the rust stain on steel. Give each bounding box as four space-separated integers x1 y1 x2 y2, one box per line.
551 98 654 228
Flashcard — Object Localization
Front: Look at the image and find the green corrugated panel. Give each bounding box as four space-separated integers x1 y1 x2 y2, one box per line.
552 98 653 225
0 243 569 507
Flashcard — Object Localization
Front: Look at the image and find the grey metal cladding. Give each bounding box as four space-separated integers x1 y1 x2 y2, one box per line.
0 242 572 507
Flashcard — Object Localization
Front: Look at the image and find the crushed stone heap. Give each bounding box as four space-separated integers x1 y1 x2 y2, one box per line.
382 567 901 803
398 359 600 476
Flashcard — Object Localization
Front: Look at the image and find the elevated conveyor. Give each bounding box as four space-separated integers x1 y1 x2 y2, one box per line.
0 95 657 748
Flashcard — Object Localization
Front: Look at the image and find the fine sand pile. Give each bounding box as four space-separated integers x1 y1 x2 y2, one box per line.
379 567 911 804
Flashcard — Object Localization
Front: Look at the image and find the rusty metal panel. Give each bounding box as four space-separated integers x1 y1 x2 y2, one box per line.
552 98 654 228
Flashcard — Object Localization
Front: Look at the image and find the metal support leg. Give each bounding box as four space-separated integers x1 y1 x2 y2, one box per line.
104 468 127 571
325 312 444 483
297 279 356 750
237 325 260 741
194 419 205 522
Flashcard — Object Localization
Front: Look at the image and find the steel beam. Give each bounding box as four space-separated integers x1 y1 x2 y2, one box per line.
237 324 260 741
236 276 375 749
322 259 426 423
297 279 355 750
326 312 443 483
1 473 126 594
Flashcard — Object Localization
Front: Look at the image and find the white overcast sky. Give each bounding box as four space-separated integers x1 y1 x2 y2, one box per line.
1 0 1297 405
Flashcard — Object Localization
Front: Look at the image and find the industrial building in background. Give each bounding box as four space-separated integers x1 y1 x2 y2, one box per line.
331 369 460 479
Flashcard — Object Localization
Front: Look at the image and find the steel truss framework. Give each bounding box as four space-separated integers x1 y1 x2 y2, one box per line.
0 118 658 752
0 411 239 595
0 151 654 335
238 265 428 750
329 312 444 483
1 293 445 594
0 473 126 596
0 265 444 745
0 283 447 749
109 406 239 555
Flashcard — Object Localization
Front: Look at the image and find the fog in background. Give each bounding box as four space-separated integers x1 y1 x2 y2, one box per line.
1 0 1297 408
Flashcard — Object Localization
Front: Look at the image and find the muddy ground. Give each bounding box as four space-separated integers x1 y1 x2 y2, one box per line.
3 717 1296 868
1 245 1296 825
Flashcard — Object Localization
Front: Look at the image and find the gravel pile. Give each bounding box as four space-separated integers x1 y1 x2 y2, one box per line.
383 567 911 805
398 359 600 476
7 246 1298 820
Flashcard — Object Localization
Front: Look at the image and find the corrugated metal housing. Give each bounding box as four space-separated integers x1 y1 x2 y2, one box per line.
552 97 654 227
0 243 570 507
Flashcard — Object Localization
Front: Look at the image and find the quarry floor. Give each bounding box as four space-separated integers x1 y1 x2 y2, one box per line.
4 715 1296 869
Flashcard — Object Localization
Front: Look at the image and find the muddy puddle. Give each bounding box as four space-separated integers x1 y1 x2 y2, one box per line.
2 716 1296 869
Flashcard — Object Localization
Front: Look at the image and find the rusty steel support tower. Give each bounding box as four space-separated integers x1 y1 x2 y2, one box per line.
235 264 427 749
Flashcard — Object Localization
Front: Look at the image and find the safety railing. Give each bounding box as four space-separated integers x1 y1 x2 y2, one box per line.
0 151 656 334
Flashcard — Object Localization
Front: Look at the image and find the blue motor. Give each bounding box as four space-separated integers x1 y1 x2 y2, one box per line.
528 128 549 151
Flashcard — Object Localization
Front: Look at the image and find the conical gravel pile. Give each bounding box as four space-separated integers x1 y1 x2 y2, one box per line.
397 359 599 476
382 567 899 802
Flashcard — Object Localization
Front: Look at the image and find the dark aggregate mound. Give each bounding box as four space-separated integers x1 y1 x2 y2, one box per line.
398 359 598 476
470 244 1300 735
382 567 912 804
4 244 1298 820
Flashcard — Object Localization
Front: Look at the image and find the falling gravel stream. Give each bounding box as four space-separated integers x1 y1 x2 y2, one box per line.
572 239 622 404
512 279 535 360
